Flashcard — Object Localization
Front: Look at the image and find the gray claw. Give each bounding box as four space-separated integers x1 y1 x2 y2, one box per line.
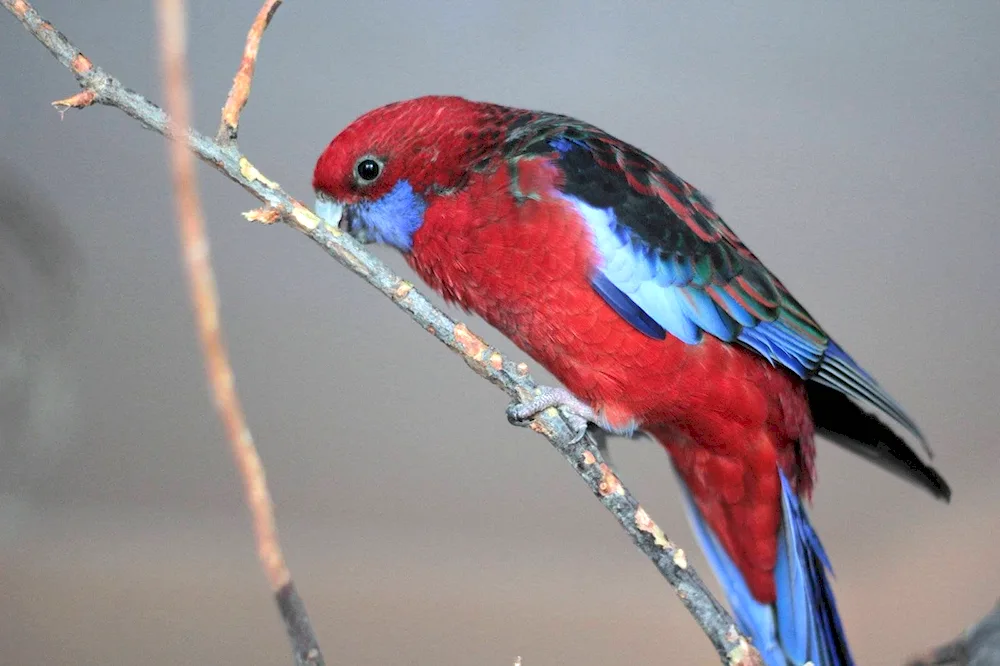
587 427 612 462
505 386 597 441
506 400 533 425
561 411 591 443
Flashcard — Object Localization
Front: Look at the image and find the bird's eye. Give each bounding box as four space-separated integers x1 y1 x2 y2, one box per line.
355 158 382 183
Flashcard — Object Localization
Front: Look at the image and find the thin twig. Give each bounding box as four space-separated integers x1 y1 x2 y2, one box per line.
216 0 282 145
2 2 761 663
52 89 95 114
153 1 322 665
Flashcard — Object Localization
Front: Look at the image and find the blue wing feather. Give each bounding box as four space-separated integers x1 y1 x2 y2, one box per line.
708 285 758 327
680 288 739 341
739 324 813 377
635 281 700 344
590 272 666 340
815 342 928 452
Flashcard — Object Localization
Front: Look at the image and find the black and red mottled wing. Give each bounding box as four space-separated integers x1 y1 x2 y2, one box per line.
496 109 947 499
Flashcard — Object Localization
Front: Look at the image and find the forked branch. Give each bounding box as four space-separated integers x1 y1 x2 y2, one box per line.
2 1 761 664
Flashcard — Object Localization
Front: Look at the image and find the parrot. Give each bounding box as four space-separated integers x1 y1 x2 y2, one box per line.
312 95 951 666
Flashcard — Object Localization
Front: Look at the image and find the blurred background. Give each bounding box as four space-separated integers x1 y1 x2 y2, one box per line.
2 2 998 664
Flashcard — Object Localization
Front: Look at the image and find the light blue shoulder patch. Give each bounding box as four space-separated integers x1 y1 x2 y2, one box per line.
561 185 929 450
562 193 739 344
563 193 842 380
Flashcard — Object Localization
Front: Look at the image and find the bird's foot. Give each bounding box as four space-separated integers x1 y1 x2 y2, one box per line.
506 386 597 443
586 427 613 465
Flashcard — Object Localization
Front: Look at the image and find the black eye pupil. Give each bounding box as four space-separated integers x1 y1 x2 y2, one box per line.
357 159 381 182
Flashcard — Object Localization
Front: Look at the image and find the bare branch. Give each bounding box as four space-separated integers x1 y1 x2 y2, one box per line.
216 0 282 145
151 0 323 664
155 0 283 595
2 1 762 663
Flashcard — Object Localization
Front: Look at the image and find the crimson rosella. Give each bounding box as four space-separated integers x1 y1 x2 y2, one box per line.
312 96 950 666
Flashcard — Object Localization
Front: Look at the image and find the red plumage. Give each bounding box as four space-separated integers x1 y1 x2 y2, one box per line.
312 96 939 612
406 153 812 601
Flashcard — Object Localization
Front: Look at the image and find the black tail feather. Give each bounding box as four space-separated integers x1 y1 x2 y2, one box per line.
806 382 951 502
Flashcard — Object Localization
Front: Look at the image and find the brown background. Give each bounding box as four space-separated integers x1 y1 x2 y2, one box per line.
2 2 998 664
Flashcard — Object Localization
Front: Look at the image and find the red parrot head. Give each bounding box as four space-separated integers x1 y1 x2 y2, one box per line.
312 95 505 251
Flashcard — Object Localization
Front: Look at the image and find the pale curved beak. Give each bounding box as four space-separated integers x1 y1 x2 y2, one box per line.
314 196 373 243
314 196 344 228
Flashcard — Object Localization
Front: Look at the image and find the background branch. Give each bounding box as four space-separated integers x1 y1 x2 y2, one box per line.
2 1 760 664
154 0 321 665
907 601 1000 666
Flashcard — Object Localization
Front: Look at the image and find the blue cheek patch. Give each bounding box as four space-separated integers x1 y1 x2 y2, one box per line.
353 180 427 251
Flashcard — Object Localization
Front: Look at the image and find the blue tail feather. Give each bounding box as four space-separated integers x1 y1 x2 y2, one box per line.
677 470 854 666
